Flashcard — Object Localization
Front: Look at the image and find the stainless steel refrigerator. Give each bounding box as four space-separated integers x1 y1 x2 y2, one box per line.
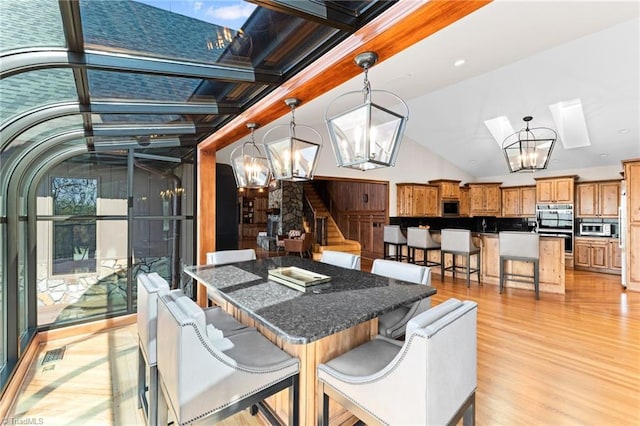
620 181 628 288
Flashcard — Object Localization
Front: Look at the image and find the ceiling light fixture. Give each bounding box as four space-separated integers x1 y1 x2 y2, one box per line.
263 98 322 181
325 51 409 171
454 59 466 67
230 122 270 189
502 116 557 173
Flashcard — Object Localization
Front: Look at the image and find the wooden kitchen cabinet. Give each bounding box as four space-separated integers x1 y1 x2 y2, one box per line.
576 180 621 218
459 186 470 217
610 240 622 271
574 237 620 274
502 185 536 217
429 179 461 199
468 183 501 216
396 183 438 216
535 176 577 204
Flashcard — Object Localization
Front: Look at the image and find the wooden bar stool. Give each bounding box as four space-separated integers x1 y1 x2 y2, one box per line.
384 225 408 262
499 231 540 299
407 227 441 267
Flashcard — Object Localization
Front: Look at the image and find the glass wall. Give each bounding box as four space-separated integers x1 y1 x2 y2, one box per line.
35 150 194 328
0 220 5 381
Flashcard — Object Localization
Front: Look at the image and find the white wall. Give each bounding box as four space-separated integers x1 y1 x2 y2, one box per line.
217 124 625 217
218 130 474 216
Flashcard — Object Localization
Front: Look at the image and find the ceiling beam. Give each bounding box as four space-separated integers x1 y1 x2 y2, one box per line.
247 0 358 32
198 0 492 152
0 49 282 85
90 101 240 115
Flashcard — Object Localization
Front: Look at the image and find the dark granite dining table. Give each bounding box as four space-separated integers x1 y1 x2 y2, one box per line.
184 255 436 344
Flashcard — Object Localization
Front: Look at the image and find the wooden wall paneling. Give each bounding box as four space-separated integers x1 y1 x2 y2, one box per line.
348 216 360 242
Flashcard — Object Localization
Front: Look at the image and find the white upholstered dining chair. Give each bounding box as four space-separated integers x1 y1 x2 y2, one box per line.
206 248 256 266
370 259 432 339
137 272 169 426
317 298 478 426
156 290 300 425
320 250 361 270
137 273 248 426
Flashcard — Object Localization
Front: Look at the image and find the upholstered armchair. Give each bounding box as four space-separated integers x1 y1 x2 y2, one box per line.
284 232 313 258
371 259 432 339
320 250 361 270
137 272 169 426
318 298 478 426
206 248 256 266
156 291 300 425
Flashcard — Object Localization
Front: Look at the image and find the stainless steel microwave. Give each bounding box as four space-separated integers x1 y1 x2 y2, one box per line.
442 200 460 216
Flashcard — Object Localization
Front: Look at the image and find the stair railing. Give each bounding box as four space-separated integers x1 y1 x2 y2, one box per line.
303 191 328 246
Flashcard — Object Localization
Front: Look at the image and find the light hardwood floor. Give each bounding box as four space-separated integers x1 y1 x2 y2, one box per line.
8 258 640 425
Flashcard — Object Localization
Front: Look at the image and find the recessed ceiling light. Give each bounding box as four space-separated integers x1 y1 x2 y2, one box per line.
454 59 465 67
599 153 608 157
469 159 477 164
618 128 629 134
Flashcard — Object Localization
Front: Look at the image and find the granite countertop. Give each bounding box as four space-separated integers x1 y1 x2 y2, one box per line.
185 256 436 345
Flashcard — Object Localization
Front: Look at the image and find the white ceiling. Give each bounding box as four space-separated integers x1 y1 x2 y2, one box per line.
269 0 640 179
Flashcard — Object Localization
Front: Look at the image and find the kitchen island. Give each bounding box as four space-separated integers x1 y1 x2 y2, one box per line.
409 231 566 294
185 256 435 425
479 233 565 294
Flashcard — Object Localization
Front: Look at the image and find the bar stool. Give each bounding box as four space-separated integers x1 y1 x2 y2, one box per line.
407 227 441 267
384 225 408 262
499 231 540 299
440 229 481 287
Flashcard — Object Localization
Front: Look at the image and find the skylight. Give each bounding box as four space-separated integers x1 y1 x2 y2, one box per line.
484 116 515 148
549 98 592 149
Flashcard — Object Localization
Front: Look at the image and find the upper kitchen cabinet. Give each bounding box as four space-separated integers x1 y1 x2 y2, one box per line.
468 182 501 216
576 180 621 218
502 185 536 217
535 176 577 204
428 179 461 199
396 183 438 216
459 186 470 217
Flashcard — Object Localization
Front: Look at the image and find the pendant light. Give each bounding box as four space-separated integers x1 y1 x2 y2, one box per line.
503 116 557 172
325 51 409 171
230 122 270 188
263 98 322 181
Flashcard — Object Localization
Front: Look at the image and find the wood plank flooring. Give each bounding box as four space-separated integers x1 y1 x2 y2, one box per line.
7 257 640 425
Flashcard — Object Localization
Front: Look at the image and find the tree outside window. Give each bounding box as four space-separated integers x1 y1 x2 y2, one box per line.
52 177 97 275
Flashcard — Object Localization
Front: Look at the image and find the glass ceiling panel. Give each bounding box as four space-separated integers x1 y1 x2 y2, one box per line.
0 0 66 52
1 116 84 185
92 113 184 125
192 80 269 105
79 0 339 73
240 8 338 74
4 115 84 155
0 69 77 125
87 70 202 102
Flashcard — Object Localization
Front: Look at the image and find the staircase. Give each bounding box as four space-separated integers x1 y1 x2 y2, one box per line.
303 183 361 260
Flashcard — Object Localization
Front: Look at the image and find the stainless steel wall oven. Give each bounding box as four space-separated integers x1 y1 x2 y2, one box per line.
536 204 574 252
